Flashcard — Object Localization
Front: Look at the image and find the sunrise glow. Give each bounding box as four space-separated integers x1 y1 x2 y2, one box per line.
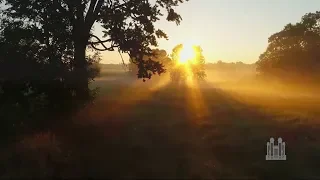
179 45 194 63
178 40 200 64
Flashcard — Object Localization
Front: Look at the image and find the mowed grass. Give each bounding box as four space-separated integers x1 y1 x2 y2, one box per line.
2 70 320 179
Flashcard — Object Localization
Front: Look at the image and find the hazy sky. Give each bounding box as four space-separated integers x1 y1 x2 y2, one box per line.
95 0 320 64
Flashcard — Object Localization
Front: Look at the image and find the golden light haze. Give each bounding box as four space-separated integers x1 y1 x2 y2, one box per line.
95 0 320 64
178 45 195 64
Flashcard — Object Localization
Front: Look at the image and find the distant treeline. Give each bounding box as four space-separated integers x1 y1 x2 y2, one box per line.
99 64 128 71
206 61 256 71
100 61 256 72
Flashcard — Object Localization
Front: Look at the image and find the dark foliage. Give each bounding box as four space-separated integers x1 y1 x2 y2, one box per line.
0 0 187 140
256 11 320 83
128 49 172 78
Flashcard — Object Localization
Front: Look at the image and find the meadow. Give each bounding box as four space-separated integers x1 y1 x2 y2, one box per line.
1 64 320 179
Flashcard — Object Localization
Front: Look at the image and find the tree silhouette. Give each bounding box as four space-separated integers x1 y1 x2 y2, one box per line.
0 0 188 134
256 11 320 82
128 49 172 78
0 0 188 100
169 44 206 83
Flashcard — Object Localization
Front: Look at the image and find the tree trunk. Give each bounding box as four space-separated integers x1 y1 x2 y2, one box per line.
74 33 89 105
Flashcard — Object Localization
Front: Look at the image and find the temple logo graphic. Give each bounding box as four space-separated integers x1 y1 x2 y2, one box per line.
266 137 287 160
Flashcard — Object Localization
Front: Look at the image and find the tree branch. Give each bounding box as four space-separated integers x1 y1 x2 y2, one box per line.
88 0 98 17
113 0 131 10
85 0 97 27
91 0 104 28
91 44 119 51
85 0 104 32
93 0 104 17
89 34 118 51
89 34 113 44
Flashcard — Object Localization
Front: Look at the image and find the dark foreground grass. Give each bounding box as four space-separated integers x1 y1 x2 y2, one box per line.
1 77 320 179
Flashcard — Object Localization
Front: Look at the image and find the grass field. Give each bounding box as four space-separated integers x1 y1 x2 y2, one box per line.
1 67 320 179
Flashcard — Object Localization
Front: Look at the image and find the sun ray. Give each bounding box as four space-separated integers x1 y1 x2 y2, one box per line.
181 62 209 124
184 78 209 124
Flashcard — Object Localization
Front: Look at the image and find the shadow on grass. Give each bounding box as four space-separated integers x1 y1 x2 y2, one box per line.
2 81 320 178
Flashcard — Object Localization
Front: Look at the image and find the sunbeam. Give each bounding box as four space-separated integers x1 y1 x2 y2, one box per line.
183 66 209 124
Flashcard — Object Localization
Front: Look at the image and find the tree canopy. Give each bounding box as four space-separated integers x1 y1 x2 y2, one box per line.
0 0 188 96
0 0 188 133
256 11 320 82
128 48 172 79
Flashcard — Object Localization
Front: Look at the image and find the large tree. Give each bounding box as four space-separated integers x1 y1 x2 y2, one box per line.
1 0 188 99
256 11 320 82
0 0 188 134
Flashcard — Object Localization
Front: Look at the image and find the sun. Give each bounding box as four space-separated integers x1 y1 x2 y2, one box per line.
179 46 195 63
178 40 199 64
